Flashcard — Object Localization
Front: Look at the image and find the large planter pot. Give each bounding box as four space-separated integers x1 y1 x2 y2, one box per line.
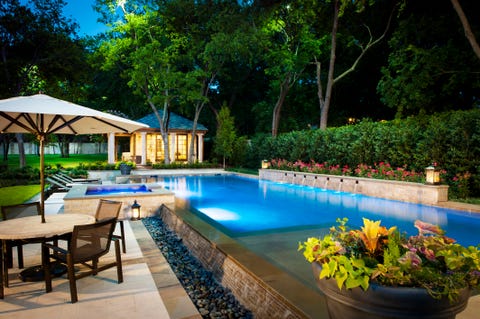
312 262 470 319
119 163 132 175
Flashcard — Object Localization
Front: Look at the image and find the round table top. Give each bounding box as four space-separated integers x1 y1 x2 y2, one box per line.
0 214 95 240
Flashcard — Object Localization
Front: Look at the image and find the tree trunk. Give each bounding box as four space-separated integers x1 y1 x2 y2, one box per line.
1 134 10 161
271 74 292 137
450 0 480 60
16 133 26 168
59 136 70 158
318 0 393 129
146 87 170 165
314 60 325 129
188 75 214 164
188 103 204 164
161 98 171 164
319 0 339 130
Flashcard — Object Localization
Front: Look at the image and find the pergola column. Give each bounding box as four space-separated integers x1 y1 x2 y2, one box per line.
140 132 147 165
197 133 204 163
107 133 115 164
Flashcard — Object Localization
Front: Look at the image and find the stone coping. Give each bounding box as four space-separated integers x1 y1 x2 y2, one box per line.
63 183 175 219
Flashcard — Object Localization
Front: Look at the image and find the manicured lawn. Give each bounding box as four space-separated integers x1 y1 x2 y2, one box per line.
0 185 41 207
6 154 107 169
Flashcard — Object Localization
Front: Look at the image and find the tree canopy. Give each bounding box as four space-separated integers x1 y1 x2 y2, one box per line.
1 0 478 142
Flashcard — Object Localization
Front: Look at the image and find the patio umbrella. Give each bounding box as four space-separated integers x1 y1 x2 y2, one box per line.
0 94 148 223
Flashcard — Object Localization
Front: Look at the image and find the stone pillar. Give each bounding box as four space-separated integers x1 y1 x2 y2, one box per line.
141 132 147 165
197 133 204 163
108 133 115 164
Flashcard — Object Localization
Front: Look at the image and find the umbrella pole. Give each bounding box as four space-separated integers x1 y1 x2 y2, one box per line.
39 135 46 223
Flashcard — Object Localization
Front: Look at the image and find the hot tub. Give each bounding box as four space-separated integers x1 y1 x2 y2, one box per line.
63 183 175 219
85 184 152 196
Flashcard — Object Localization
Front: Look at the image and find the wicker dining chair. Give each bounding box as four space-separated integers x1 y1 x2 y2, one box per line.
1 202 41 286
94 199 126 253
42 217 123 303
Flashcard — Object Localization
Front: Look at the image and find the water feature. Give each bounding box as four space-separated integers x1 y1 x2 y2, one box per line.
158 174 480 246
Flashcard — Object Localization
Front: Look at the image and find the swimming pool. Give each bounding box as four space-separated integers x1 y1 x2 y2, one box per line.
158 174 480 246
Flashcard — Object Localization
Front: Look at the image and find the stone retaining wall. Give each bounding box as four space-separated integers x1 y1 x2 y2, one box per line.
260 169 449 205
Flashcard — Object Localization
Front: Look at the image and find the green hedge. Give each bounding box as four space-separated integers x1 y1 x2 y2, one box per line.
246 109 480 199
0 167 40 187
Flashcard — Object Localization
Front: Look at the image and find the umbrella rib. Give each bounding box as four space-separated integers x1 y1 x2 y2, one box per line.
93 117 129 133
0 111 37 135
48 115 129 134
48 115 79 135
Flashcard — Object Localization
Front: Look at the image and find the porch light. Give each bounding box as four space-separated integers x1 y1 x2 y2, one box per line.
131 200 141 221
425 165 440 185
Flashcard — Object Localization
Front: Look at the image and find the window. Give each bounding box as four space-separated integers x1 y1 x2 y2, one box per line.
176 135 187 161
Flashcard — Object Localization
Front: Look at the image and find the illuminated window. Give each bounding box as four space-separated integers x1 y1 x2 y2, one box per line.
176 135 187 161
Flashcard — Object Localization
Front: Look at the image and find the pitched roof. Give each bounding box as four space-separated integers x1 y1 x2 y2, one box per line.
136 110 207 131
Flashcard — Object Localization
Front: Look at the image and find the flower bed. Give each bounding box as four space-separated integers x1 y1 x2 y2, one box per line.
269 160 428 183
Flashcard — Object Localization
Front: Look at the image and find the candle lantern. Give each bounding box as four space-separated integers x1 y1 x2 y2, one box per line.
131 200 141 221
425 165 440 185
261 160 270 169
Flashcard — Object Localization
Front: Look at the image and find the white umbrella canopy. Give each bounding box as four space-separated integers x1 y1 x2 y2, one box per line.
0 94 149 222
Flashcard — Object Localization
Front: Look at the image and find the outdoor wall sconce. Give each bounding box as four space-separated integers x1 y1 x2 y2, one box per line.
425 164 440 185
131 200 141 221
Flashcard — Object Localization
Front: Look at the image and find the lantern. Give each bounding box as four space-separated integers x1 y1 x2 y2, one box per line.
425 165 440 185
261 160 270 169
131 200 141 221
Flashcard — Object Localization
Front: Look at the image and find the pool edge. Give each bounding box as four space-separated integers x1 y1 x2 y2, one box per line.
159 203 329 319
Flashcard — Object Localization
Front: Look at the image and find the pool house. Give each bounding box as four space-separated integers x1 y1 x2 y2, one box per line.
107 110 208 165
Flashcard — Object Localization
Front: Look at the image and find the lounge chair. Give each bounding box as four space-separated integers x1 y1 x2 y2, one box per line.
57 171 101 184
45 176 71 192
48 174 99 188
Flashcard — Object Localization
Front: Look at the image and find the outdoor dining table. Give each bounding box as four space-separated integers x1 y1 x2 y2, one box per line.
0 213 95 299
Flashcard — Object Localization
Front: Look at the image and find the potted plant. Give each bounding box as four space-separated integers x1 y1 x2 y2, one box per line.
299 218 480 319
115 161 136 175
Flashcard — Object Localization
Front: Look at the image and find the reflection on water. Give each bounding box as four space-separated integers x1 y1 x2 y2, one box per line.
158 175 480 246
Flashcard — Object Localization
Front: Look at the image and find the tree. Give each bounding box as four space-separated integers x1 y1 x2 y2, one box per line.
0 0 88 164
162 0 254 163
255 1 322 136
213 104 236 168
377 0 480 117
450 0 480 61
317 0 394 130
99 3 189 164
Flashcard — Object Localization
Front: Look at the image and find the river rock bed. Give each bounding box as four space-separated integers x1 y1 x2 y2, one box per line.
143 217 253 319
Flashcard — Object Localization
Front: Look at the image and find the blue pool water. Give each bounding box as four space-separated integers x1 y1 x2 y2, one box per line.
158 175 480 246
85 184 152 195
